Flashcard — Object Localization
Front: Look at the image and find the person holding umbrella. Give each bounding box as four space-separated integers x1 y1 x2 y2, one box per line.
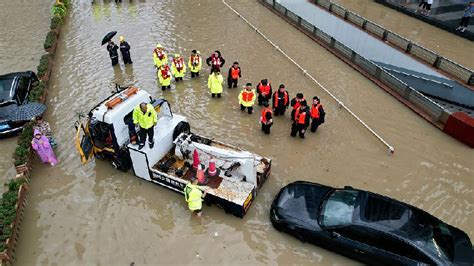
119 36 133 64
102 31 120 66
106 40 119 66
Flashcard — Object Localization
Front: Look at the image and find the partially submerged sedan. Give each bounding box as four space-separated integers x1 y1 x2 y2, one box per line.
270 181 472 265
0 71 38 136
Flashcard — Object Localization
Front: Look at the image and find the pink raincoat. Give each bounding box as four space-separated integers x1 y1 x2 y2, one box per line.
31 129 58 166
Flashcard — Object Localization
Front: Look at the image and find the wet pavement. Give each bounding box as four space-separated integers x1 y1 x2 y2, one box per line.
0 0 471 264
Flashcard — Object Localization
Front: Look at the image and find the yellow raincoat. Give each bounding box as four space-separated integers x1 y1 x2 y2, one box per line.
188 54 202 73
153 48 168 67
171 56 186 78
208 73 224 94
132 103 157 129
158 66 172 86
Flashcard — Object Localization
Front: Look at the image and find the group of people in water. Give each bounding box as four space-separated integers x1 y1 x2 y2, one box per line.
106 38 326 139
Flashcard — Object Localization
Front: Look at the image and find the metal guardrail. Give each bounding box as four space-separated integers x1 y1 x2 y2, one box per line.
260 0 446 125
223 0 396 154
314 0 474 86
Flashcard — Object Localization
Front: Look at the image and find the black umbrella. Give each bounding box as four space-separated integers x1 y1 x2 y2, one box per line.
8 103 46 121
102 31 117 45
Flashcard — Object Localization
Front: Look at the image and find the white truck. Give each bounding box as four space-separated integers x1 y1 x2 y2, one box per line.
75 86 271 218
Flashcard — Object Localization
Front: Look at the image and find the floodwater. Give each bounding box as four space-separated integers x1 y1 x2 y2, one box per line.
0 0 51 188
1 0 471 264
332 0 474 70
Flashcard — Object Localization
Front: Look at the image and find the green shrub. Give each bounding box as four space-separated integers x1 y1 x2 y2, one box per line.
37 54 52 78
50 15 63 30
51 4 66 18
62 0 70 8
13 122 34 166
28 81 47 102
44 31 57 50
0 178 26 250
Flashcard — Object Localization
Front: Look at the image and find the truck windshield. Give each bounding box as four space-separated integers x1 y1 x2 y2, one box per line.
319 190 359 228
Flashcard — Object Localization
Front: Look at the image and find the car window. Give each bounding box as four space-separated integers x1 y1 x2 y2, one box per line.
320 190 359 227
0 77 15 102
16 77 29 104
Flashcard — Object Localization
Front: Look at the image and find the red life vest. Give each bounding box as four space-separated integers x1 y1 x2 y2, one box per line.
211 55 221 67
231 67 240 79
311 104 322 119
242 90 255 102
258 82 271 96
154 48 165 60
294 107 307 124
160 66 170 79
173 57 184 71
191 55 200 66
260 108 272 124
292 98 306 110
274 91 289 108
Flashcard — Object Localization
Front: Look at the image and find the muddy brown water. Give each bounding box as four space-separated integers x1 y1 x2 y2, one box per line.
0 0 471 264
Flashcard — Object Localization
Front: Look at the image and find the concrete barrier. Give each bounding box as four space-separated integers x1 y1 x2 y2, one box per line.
443 112 474 147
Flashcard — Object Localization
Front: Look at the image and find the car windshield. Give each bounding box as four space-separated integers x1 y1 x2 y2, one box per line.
319 190 359 228
410 218 454 261
0 77 15 103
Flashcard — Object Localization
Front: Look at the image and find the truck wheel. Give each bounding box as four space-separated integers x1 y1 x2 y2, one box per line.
173 121 190 140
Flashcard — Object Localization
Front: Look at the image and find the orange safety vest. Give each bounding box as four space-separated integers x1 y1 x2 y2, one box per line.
292 98 306 110
274 91 289 108
173 57 184 71
191 55 200 66
294 107 307 125
231 67 240 79
311 104 322 119
154 48 165 60
161 66 170 79
211 55 221 67
242 90 255 102
260 108 272 124
258 83 271 96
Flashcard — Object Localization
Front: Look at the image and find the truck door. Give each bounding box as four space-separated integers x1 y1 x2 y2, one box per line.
75 120 94 163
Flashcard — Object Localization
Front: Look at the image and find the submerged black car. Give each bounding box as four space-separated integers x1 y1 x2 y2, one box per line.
270 181 472 265
0 71 38 137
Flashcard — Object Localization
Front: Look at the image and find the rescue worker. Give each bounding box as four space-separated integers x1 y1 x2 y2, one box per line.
272 84 289 116
310 96 325 133
158 64 172 90
188 50 202 78
208 68 224 98
171 54 186 82
256 79 272 106
238 83 256 114
260 101 273 134
291 100 310 138
132 102 157 149
184 178 207 217
153 43 168 68
227 62 241 89
119 36 133 64
290 93 305 121
106 40 119 66
206 50 225 72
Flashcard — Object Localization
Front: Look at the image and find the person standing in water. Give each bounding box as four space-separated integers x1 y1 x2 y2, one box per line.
106 40 119 66
208 68 224 98
119 36 133 64
188 50 202 78
31 129 58 166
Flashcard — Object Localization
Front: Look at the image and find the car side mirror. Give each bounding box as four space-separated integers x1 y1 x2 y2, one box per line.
330 231 341 238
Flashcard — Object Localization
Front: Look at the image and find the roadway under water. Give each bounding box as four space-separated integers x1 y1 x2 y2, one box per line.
0 0 471 264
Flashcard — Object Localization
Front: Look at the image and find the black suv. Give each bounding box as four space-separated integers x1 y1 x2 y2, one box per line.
0 71 38 137
270 181 473 265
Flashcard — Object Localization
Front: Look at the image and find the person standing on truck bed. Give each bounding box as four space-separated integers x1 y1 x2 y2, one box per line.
133 102 157 150
184 178 207 217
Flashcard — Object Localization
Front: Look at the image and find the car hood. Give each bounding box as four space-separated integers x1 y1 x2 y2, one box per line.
273 182 333 225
